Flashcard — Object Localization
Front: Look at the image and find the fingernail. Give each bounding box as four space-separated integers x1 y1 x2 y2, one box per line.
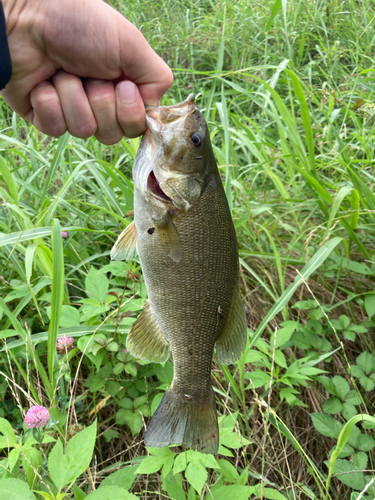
118 81 137 104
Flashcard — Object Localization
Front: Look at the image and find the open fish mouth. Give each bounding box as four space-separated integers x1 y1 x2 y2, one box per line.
133 94 197 194
147 170 172 203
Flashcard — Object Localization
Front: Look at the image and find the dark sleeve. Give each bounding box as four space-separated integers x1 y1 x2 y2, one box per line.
0 0 12 90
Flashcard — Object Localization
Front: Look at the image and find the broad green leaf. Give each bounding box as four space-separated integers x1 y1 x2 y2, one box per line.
245 370 271 389
8 448 20 471
85 486 138 499
322 397 342 414
59 305 81 327
351 365 365 378
99 466 138 490
332 459 367 491
310 413 343 438
211 484 256 500
359 376 374 392
116 410 142 436
0 478 37 499
173 451 189 475
356 352 374 375
136 455 165 474
0 418 17 447
22 448 43 488
185 459 207 495
326 414 375 492
332 376 350 399
342 402 358 422
353 451 368 469
85 268 109 304
163 473 186 500
217 459 238 482
345 391 362 406
48 420 97 489
73 484 86 500
364 294 375 319
273 322 299 348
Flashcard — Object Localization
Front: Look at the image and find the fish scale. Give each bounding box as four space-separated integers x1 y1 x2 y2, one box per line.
111 94 247 453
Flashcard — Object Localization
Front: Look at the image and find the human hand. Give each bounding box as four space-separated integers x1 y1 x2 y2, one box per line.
1 0 173 143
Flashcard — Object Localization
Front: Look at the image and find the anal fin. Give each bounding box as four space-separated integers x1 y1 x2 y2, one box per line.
215 285 247 365
111 221 138 261
127 302 170 363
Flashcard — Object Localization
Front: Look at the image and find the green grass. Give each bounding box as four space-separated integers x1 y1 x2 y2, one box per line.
1 0 375 498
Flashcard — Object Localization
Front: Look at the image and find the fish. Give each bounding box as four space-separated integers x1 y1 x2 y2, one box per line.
111 94 247 454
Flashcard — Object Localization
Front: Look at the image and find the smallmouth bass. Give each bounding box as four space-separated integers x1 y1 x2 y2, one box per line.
112 94 247 454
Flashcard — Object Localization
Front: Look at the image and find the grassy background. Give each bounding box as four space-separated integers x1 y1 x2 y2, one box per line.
1 0 375 498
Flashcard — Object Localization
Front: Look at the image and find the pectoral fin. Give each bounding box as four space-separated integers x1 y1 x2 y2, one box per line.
153 213 182 262
215 286 247 365
111 221 138 261
127 302 170 362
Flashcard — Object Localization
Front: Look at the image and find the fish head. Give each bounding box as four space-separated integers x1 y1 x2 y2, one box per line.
133 94 215 211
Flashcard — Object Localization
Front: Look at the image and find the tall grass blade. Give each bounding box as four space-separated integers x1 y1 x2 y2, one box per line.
47 219 65 393
249 237 343 349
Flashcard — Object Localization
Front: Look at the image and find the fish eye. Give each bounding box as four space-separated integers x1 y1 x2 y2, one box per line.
190 132 203 148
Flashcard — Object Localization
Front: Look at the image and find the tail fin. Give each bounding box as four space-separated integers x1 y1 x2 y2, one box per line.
144 387 219 454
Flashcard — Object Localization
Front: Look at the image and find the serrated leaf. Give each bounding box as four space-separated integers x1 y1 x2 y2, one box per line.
185 459 207 495
217 459 238 482
323 397 342 414
332 376 350 399
329 443 354 459
118 398 133 409
124 363 137 377
173 451 189 475
342 402 358 421
86 486 138 499
245 369 271 388
343 330 356 341
359 376 374 392
136 455 165 474
133 396 147 409
99 466 138 491
365 294 375 319
310 413 343 438
319 376 337 395
273 322 299 348
211 485 256 500
116 409 142 436
192 451 220 470
353 451 368 469
356 352 374 375
339 315 350 329
333 459 367 490
345 391 362 406
351 365 365 378
356 432 375 452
